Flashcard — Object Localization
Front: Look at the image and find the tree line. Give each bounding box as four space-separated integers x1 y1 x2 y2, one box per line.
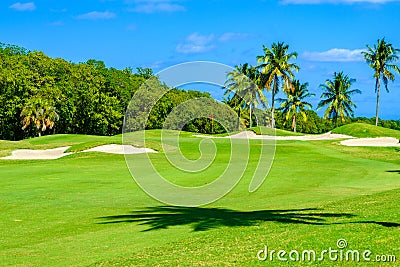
0 43 227 140
223 38 400 132
1 39 400 140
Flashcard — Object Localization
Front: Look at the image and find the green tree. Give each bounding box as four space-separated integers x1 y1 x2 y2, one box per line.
277 80 315 132
136 67 154 79
257 42 299 128
223 93 248 130
0 45 36 140
224 63 267 128
317 72 361 127
362 38 400 126
20 98 59 137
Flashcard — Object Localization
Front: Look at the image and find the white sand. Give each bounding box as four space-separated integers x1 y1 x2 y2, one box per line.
83 144 157 154
1 144 157 160
197 130 400 147
228 131 354 140
2 146 72 160
340 137 400 147
196 131 354 141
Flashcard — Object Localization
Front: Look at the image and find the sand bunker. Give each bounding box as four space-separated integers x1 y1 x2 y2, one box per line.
340 137 400 147
201 131 400 146
1 144 157 160
2 146 72 160
228 131 353 140
196 131 354 141
83 144 157 154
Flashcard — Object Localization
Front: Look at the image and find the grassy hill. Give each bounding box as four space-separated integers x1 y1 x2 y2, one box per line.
0 134 123 157
0 130 197 157
249 126 305 136
332 123 400 139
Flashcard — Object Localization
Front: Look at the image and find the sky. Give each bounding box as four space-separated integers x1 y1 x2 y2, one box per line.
1 0 400 119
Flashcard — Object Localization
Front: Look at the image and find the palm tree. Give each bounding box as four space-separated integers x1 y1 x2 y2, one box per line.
317 72 361 127
224 63 267 128
21 98 59 137
223 93 246 130
362 38 400 126
257 42 299 128
277 80 315 133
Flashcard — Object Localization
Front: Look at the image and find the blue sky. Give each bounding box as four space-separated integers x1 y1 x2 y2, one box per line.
1 0 400 119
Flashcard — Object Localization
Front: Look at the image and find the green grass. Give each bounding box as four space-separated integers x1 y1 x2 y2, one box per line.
332 123 400 139
0 134 123 157
250 126 305 136
0 131 167 156
1 132 399 266
178 127 303 137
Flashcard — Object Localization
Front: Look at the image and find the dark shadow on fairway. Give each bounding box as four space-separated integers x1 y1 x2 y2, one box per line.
386 170 400 174
97 207 356 231
355 221 400 227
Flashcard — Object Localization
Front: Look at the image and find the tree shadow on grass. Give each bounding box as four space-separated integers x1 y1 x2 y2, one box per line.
357 221 400 227
386 170 400 174
97 206 359 232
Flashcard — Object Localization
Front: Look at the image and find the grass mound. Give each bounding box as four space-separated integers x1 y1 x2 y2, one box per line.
0 130 187 157
249 126 305 136
332 123 400 139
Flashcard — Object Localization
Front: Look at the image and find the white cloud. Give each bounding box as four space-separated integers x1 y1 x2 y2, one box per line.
149 60 164 69
302 48 366 62
176 33 215 54
128 0 185 13
218 32 255 42
281 0 399 4
76 11 116 20
175 32 256 54
187 33 214 46
9 2 36 11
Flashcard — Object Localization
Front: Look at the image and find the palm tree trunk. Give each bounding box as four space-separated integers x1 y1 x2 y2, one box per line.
249 104 252 128
375 78 380 126
237 108 241 131
293 113 296 133
271 77 279 129
271 92 275 128
255 107 259 126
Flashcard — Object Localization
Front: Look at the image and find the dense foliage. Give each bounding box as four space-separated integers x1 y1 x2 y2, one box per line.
0 43 225 140
273 111 400 134
0 43 145 139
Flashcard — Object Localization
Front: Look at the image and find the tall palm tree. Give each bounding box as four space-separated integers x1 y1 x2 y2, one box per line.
362 38 400 126
277 80 315 133
21 98 59 137
257 42 299 128
317 72 361 127
224 63 267 128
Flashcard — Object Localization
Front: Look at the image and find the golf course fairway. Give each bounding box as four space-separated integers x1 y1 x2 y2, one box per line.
0 128 399 266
